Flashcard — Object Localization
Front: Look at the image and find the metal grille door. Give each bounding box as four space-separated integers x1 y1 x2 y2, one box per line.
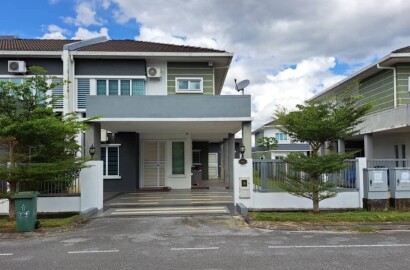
143 142 166 187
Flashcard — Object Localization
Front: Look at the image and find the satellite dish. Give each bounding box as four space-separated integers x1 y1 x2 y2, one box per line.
234 79 250 95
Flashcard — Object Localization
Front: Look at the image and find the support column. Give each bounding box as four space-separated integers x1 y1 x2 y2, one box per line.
85 122 101 160
242 121 252 159
338 139 345 154
228 133 235 189
222 138 228 185
364 134 373 159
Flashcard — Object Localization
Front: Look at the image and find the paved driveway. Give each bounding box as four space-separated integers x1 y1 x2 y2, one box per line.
101 188 235 217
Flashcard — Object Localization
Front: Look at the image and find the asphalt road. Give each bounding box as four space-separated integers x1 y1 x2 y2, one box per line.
1 216 410 269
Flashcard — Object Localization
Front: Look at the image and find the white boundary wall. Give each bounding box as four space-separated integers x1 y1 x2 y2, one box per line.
234 158 364 210
80 160 103 212
252 191 360 210
0 161 103 215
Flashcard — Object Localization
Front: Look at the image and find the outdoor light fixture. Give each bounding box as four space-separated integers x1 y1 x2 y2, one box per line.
239 145 247 164
89 144 96 159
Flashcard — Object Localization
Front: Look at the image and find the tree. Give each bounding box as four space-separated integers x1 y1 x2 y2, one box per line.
257 136 278 151
275 91 372 212
0 67 89 219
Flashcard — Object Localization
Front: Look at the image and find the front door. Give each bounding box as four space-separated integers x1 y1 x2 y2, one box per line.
142 142 166 187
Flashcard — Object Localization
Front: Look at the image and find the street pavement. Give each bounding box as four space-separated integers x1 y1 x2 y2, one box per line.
1 216 410 269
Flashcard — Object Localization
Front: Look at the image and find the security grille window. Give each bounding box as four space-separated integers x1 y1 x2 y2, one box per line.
175 77 203 93
193 150 201 165
172 142 185 175
275 133 288 141
101 145 120 177
96 79 145 96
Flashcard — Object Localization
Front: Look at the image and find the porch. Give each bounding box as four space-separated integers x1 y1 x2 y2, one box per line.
84 95 252 193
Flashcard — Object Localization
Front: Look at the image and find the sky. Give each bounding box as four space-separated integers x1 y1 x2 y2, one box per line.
2 0 410 129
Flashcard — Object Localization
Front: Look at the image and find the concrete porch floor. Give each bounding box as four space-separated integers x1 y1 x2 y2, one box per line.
193 178 230 189
101 188 235 217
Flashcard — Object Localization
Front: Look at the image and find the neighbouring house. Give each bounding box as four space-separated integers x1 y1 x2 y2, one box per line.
0 36 252 193
252 120 310 159
309 45 410 162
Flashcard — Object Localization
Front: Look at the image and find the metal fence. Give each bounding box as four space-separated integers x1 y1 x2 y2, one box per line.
367 159 410 169
253 159 357 192
17 178 80 196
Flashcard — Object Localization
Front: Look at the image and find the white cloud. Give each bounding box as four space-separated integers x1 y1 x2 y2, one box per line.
101 0 111 9
39 24 68 39
137 27 218 49
72 27 110 40
64 2 104 27
223 57 346 129
108 0 410 128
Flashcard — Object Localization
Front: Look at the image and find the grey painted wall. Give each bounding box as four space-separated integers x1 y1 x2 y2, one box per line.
75 59 146 76
87 95 251 118
0 58 63 75
104 132 140 192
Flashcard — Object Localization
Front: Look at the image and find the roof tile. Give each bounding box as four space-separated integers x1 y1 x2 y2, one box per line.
0 39 226 53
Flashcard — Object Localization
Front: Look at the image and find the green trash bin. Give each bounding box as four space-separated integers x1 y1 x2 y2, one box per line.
13 191 39 232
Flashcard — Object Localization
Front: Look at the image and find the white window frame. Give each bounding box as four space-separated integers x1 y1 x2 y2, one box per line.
101 144 121 179
275 132 288 141
92 78 146 96
0 75 63 112
175 77 203 93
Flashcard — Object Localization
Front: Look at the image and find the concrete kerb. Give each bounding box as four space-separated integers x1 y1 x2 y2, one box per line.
243 216 410 231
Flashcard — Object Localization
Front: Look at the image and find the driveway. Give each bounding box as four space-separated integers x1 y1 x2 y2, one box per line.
101 188 235 217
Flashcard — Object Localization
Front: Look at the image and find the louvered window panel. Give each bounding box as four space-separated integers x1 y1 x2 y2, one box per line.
51 79 63 109
77 79 90 109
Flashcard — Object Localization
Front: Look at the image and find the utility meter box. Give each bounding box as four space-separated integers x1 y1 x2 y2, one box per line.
363 168 388 199
239 177 250 199
390 168 410 198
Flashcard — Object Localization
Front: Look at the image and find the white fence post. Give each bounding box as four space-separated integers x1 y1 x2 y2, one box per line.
80 160 103 213
356 157 367 208
233 159 253 208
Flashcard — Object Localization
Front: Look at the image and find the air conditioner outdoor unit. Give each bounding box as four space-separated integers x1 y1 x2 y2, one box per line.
8 60 27 73
147 67 161 78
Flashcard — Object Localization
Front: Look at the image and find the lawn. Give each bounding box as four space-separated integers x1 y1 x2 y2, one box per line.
249 211 410 223
0 215 81 232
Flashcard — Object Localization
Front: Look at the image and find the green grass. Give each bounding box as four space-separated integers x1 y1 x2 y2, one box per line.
249 210 410 223
0 215 81 232
253 175 284 191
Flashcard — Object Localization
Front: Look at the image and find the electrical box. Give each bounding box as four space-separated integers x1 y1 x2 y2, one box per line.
239 177 250 199
390 168 410 198
363 168 388 199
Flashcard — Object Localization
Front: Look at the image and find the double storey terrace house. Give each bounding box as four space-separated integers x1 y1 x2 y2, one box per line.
310 45 410 163
252 119 310 159
0 37 252 192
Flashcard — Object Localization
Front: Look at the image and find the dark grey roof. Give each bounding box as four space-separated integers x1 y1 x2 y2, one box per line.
0 39 227 53
252 144 310 152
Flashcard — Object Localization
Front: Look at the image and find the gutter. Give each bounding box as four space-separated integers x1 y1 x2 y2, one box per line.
376 63 397 108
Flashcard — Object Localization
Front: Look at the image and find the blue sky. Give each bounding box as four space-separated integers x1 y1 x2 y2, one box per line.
2 0 410 127
1 0 139 39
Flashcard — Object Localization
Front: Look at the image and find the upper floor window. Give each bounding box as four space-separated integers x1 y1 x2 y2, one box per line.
96 79 145 96
275 132 288 141
175 77 203 93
